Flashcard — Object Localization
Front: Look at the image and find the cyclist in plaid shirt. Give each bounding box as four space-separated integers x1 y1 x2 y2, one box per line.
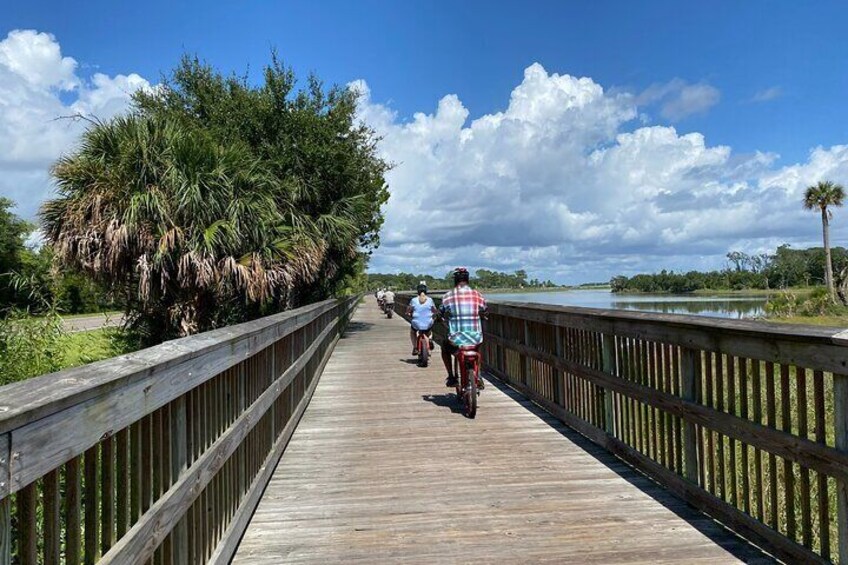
439 268 488 387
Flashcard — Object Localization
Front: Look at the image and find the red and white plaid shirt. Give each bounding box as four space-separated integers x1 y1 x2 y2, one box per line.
440 285 487 346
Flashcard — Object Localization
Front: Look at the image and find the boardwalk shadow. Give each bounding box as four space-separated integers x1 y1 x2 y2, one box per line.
342 321 375 336
482 373 775 564
421 393 464 414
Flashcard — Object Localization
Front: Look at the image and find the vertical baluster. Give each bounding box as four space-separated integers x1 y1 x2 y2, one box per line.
101 435 115 555
704 352 715 492
18 482 37 565
797 368 812 547
66 455 82 565
739 358 751 516
0 434 8 565
84 444 100 564
663 343 673 470
681 347 699 483
672 346 683 474
43 469 60 563
715 353 726 502
765 362 779 530
752 360 764 521
780 364 796 541
727 356 739 509
834 372 848 565
116 428 129 539
813 370 830 559
601 333 616 436
0 437 8 565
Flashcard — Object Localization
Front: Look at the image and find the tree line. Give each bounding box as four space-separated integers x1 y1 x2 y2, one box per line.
610 245 848 294
0 198 116 314
367 269 558 291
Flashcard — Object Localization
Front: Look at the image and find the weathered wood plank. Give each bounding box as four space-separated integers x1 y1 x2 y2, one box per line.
99 307 351 565
0 300 338 436
209 327 339 564
484 331 848 481
233 302 769 564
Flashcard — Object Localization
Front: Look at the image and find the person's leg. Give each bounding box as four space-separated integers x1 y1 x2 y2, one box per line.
410 327 418 354
442 341 457 386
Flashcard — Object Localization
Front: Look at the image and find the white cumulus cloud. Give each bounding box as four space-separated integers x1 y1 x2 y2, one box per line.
0 29 152 219
355 64 848 283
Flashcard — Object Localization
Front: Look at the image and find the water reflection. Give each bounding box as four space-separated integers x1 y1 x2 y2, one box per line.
487 290 767 320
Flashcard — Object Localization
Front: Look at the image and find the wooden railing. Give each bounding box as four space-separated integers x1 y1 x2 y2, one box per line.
396 293 848 564
0 295 359 564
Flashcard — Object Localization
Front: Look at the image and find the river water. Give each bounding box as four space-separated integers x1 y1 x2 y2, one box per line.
486 289 768 320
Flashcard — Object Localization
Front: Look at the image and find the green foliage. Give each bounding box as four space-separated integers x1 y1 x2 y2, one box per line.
0 308 66 385
0 197 35 306
43 53 389 344
767 287 848 319
611 245 848 293
367 269 557 291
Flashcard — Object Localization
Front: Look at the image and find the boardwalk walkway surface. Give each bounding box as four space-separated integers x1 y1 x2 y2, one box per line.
233 302 771 564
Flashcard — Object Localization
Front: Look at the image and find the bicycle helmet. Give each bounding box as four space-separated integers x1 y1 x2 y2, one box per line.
453 267 470 285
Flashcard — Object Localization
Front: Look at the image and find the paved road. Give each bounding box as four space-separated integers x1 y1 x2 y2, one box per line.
61 313 123 332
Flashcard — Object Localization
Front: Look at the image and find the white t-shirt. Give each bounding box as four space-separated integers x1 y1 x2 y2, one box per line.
383 291 395 303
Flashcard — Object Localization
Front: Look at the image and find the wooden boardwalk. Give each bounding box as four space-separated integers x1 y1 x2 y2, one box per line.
232 302 771 564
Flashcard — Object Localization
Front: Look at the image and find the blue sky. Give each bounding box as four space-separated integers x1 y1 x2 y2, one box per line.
2 2 848 282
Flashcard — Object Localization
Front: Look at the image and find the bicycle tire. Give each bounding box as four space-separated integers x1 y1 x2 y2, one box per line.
419 338 429 367
465 371 477 419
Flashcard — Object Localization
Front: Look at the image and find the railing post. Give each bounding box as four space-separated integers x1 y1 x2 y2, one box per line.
0 434 9 565
681 347 700 483
601 334 616 435
555 326 565 406
170 396 188 563
523 320 531 387
835 373 848 564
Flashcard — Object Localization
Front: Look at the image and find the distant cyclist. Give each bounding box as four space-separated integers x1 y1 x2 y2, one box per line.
439 268 487 387
407 282 436 355
383 288 395 313
376 288 385 310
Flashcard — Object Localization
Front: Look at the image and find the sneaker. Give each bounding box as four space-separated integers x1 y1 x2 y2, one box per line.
445 375 458 387
429 339 435 351
412 349 419 356
477 378 485 390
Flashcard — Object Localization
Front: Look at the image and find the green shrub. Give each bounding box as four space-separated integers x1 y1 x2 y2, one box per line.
0 309 66 385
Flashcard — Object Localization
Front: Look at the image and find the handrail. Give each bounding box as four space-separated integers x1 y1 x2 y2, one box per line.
0 295 360 564
395 292 848 564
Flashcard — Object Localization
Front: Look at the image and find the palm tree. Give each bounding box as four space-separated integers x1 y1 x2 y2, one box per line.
42 115 365 342
803 180 845 300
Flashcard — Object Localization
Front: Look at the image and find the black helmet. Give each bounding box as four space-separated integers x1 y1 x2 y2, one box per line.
453 267 470 285
417 281 428 294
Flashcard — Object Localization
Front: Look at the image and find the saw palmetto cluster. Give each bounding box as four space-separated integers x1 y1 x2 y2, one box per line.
42 56 388 343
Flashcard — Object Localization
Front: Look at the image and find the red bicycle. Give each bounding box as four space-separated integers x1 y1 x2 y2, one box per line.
415 329 433 367
453 345 482 418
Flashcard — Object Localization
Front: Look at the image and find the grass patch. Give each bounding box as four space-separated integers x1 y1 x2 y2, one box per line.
769 315 848 328
58 327 134 369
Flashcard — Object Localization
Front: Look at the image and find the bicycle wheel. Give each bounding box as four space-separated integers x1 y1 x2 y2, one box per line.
464 371 477 419
418 338 429 367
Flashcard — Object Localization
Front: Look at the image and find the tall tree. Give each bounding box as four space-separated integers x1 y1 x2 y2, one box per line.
43 54 389 343
0 198 34 308
803 180 845 300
